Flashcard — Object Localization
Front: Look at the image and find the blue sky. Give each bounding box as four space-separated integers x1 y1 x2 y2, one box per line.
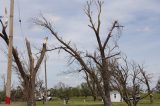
0 0 160 89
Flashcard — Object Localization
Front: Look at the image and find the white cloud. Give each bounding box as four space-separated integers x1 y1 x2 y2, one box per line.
136 26 152 32
103 0 160 24
43 13 61 23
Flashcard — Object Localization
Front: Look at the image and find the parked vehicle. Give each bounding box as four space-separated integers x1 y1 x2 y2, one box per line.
36 97 43 101
47 96 52 101
36 96 52 101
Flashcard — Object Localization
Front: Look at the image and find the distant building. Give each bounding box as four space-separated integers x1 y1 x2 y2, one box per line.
110 90 122 102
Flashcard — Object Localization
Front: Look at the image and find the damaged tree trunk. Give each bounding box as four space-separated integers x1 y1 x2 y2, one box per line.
0 19 47 106
24 77 36 106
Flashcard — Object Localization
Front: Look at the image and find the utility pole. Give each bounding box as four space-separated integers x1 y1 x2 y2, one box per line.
6 0 14 105
44 55 48 106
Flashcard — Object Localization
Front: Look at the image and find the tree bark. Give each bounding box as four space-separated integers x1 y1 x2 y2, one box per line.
24 77 36 106
93 96 97 101
102 77 112 106
102 94 112 106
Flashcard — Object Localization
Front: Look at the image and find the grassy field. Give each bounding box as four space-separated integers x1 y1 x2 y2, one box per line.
0 100 160 106
1 101 160 106
0 94 160 106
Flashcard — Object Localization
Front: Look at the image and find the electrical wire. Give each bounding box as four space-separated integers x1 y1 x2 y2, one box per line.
17 0 25 39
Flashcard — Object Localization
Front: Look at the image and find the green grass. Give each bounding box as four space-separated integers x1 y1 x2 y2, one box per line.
0 94 160 106
0 100 160 106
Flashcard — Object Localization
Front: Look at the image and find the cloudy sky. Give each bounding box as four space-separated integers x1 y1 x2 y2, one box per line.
0 0 160 89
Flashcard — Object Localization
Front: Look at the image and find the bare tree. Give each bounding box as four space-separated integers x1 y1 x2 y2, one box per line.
34 0 122 106
35 77 44 96
111 58 152 106
84 70 98 101
139 65 153 103
0 19 47 106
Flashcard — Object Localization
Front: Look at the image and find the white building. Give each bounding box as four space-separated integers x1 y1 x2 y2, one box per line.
110 90 122 102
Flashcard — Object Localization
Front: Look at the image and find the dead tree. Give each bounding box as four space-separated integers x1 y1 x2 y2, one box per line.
139 65 153 103
35 77 44 96
34 1 122 106
84 66 98 101
111 58 152 106
0 19 47 106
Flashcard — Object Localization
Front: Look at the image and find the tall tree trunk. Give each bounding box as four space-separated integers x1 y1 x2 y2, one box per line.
24 77 36 106
127 103 133 106
93 96 97 101
103 77 112 106
149 92 153 103
133 102 137 106
127 103 132 106
103 86 112 106
102 94 112 106
102 60 112 106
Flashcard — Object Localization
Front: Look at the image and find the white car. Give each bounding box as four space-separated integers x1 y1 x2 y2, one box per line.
36 96 52 101
47 96 52 101
36 97 43 101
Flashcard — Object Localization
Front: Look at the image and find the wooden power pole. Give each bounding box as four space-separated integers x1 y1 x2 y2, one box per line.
6 0 14 105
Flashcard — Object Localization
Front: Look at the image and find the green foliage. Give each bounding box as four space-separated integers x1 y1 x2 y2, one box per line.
156 78 160 93
11 88 24 101
80 83 91 97
153 93 160 100
50 82 92 100
0 91 5 103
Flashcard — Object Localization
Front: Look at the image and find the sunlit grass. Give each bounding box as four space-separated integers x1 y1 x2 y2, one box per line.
0 94 160 106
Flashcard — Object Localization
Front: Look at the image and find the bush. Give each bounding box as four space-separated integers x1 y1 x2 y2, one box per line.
0 91 5 103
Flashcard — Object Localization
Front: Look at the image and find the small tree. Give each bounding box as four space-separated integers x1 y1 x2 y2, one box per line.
11 86 23 101
35 77 44 98
53 82 70 100
0 91 5 103
111 58 152 106
84 70 98 101
80 82 92 98
156 78 160 93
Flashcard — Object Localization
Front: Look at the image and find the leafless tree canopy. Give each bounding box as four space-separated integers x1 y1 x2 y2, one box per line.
111 57 152 106
34 0 123 106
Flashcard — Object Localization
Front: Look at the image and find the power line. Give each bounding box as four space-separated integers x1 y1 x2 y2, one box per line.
16 0 25 39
